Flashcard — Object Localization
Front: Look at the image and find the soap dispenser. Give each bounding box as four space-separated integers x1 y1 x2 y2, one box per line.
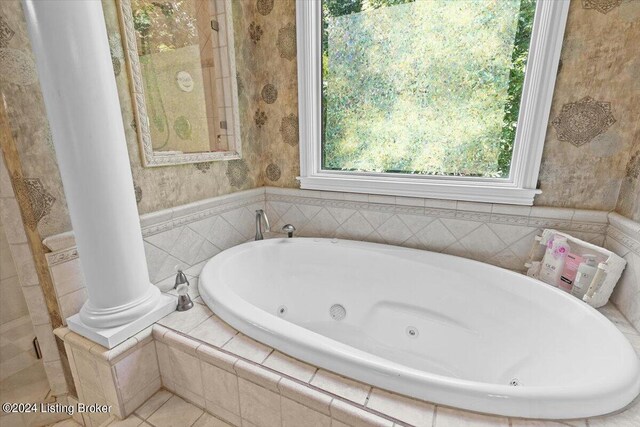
174 270 194 311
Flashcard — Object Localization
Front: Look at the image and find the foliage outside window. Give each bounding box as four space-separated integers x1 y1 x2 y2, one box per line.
321 0 536 179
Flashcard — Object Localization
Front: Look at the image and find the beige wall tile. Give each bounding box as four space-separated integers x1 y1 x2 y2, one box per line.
167 346 203 399
366 388 435 427
42 359 68 396
238 378 281 427
197 344 238 373
115 341 160 403
20 285 51 326
72 347 101 395
163 330 201 356
96 361 121 414
281 397 331 427
50 258 85 297
155 341 174 388
278 378 332 416
9 243 39 286
202 360 240 416
329 399 393 427
81 384 111 427
434 406 509 426
59 287 88 322
234 360 280 392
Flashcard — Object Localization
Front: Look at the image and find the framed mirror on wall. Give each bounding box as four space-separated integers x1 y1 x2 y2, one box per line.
117 0 241 167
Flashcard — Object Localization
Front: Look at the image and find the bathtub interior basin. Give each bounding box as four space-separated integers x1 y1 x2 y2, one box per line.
199 237 640 419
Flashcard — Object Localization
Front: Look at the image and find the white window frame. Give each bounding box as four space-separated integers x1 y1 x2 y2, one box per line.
296 0 569 206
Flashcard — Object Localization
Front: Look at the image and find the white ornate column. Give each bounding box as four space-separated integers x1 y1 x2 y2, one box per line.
22 0 174 348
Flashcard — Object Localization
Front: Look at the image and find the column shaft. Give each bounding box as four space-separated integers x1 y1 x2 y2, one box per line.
22 0 166 331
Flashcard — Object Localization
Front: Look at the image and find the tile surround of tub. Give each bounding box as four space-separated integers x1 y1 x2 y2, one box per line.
54 325 161 425
605 213 640 332
151 298 640 427
43 188 266 324
264 187 608 271
41 186 630 328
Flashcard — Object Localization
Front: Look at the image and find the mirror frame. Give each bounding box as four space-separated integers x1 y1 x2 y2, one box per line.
116 0 242 167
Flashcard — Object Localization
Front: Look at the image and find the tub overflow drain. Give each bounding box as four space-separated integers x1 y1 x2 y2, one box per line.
277 305 287 317
406 326 419 338
330 304 346 321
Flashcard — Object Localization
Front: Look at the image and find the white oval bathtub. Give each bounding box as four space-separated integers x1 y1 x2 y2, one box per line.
199 238 640 419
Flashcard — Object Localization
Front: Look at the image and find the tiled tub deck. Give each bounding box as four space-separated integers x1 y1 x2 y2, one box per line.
146 297 640 427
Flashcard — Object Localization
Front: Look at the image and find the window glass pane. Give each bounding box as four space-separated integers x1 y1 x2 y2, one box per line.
321 0 536 178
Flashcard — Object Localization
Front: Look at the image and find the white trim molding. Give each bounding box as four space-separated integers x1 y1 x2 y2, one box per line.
296 0 570 206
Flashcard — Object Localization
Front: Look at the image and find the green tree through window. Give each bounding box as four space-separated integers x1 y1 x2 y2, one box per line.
321 0 537 178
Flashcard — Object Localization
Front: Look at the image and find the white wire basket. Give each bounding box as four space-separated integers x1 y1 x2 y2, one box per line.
525 229 626 308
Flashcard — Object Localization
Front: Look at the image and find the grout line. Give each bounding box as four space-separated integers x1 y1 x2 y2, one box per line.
363 387 373 406
165 327 401 425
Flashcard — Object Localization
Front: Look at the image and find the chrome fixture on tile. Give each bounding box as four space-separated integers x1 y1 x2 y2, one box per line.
174 270 194 311
255 209 270 240
282 224 296 238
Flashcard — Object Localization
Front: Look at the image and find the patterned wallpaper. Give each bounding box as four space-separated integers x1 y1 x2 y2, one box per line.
0 0 638 240
617 142 640 221
238 0 640 216
0 0 268 238
536 0 640 214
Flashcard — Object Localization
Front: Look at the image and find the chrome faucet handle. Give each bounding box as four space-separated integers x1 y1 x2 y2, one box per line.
282 224 296 238
174 270 189 289
174 270 193 311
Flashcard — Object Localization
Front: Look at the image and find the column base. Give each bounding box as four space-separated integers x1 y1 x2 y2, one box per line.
67 293 176 348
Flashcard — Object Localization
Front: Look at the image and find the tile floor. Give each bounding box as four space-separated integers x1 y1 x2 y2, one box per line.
48 390 233 427
0 315 70 427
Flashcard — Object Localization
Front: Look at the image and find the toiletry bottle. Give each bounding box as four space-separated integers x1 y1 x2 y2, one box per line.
559 253 582 293
539 236 570 287
525 261 542 279
571 255 598 299
584 262 608 303
528 236 546 261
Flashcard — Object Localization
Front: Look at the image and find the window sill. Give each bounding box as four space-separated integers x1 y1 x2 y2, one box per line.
298 173 541 206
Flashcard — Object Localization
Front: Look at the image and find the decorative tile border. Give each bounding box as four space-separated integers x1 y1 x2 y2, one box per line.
265 188 609 233
45 247 79 267
264 187 610 273
141 189 264 238
608 227 640 256
607 212 640 255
